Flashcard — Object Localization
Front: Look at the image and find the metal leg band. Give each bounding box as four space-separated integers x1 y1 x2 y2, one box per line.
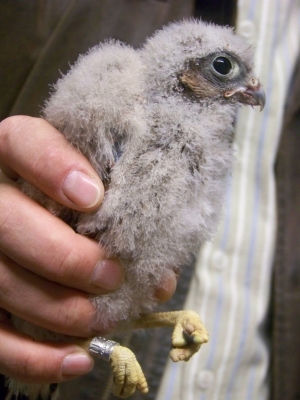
89 337 120 362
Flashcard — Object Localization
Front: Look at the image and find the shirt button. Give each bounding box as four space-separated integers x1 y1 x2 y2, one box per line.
232 142 239 153
212 250 228 271
239 20 255 42
197 370 214 390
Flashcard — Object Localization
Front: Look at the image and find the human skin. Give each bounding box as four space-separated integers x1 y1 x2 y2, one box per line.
0 116 176 384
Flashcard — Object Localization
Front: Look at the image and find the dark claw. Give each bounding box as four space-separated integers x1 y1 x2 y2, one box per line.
182 330 196 344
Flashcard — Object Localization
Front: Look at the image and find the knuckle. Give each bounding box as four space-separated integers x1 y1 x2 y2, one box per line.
0 116 40 157
60 246 86 283
0 189 20 242
0 255 13 302
54 296 91 336
15 351 52 383
0 117 15 151
0 116 28 141
18 352 32 380
50 239 85 284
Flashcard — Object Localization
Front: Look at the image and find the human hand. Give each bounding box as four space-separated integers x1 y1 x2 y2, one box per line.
0 116 177 384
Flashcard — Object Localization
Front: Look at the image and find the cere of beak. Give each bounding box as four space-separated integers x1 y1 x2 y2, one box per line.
224 82 266 111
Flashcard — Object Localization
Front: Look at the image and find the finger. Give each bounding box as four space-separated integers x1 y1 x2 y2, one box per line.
0 116 104 212
0 182 124 295
0 324 94 384
0 253 111 337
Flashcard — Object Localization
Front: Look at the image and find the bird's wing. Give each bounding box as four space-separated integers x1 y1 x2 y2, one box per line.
43 40 146 184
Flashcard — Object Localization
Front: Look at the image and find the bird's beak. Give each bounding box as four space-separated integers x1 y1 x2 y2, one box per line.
224 78 266 111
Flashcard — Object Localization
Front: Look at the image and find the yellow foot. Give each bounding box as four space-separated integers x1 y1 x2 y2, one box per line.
110 346 149 398
170 310 209 362
133 310 209 363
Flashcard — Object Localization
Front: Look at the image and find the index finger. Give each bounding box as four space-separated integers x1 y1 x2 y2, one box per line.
0 116 104 212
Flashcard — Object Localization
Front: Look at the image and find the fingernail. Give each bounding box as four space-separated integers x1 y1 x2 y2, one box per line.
91 259 124 290
63 171 102 208
61 352 94 376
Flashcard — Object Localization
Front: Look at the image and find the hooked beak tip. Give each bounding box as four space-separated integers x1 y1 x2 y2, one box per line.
224 81 266 111
244 86 266 111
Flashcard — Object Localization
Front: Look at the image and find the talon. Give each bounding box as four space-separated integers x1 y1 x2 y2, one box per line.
172 337 186 347
192 331 209 344
183 330 197 344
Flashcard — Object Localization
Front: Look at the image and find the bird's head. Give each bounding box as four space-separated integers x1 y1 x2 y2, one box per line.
177 50 265 110
141 20 265 110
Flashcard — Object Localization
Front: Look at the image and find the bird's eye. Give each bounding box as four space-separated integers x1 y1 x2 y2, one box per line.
213 57 232 75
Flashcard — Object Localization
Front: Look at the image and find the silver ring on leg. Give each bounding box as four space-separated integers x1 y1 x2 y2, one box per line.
89 337 120 362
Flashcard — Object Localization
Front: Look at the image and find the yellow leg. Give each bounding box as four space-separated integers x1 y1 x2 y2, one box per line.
78 310 208 398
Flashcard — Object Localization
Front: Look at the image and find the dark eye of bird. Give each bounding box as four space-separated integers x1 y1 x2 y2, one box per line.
213 57 232 75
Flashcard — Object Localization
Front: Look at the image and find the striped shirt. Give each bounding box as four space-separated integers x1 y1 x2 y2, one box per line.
157 1 300 399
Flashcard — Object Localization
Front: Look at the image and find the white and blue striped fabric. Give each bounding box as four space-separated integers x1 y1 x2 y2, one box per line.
157 1 300 399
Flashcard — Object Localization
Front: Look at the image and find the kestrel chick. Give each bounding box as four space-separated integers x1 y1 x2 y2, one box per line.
8 20 265 400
